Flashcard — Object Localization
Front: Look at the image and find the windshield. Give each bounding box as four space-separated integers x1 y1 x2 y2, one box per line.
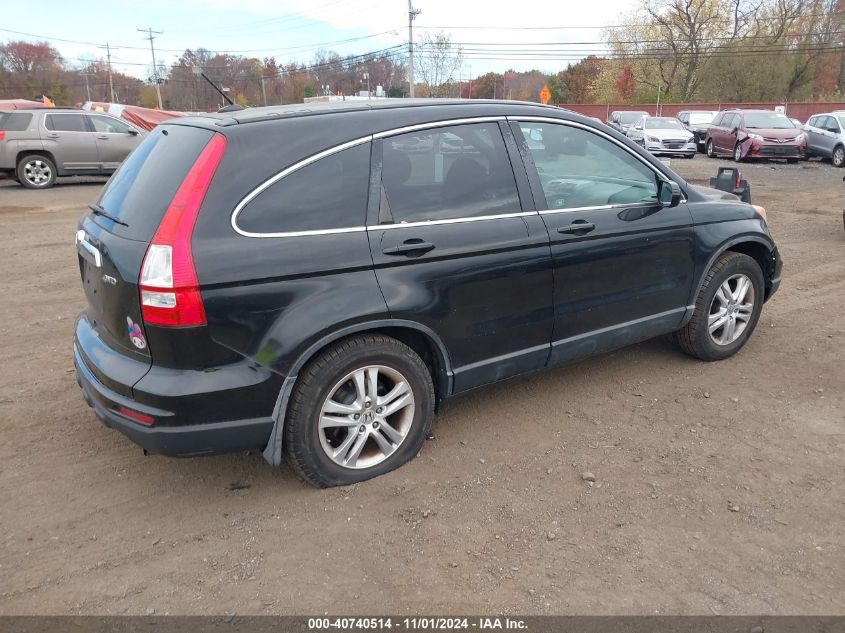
688 112 715 125
644 118 684 130
743 112 795 129
619 112 647 124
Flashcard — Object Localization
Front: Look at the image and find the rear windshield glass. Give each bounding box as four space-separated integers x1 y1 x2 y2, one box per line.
743 112 795 129
619 112 647 124
644 118 684 130
96 125 214 241
0 112 33 131
688 112 715 124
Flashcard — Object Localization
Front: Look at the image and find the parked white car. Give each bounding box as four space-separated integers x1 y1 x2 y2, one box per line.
627 116 696 159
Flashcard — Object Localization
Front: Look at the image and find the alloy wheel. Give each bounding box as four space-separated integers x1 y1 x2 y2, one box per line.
733 143 743 162
23 159 52 186
708 274 755 346
834 147 845 167
318 364 415 469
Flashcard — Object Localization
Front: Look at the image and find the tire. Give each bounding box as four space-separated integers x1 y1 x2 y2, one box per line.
706 139 715 158
284 334 435 488
17 154 57 189
674 252 765 362
786 158 798 164
832 145 845 168
684 152 695 159
733 142 744 162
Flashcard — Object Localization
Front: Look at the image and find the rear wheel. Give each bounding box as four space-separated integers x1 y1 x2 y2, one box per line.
284 334 435 487
674 252 764 361
833 145 845 167
706 139 715 158
17 154 56 189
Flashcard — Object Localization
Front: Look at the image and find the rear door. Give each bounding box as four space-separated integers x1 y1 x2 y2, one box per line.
805 116 823 155
512 118 695 366
88 115 142 170
43 112 100 171
76 124 216 389
712 113 734 153
817 116 839 157
368 120 554 393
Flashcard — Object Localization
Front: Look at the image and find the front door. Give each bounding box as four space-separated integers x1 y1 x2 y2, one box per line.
89 115 142 170
43 113 100 171
512 119 695 366
368 121 554 393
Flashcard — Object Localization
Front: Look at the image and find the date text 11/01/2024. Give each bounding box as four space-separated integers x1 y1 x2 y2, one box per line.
307 617 528 630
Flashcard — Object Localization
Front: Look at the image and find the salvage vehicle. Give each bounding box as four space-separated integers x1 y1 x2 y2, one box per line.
705 109 806 162
73 99 782 487
627 116 697 158
803 113 845 167
676 110 718 151
0 108 144 188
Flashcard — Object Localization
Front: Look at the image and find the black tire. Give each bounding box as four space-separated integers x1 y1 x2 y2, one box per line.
284 334 435 488
733 142 744 162
786 158 799 164
832 145 845 168
17 154 57 189
706 139 715 158
673 252 765 362
684 152 695 159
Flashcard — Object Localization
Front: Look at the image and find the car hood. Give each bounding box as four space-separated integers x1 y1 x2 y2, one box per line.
643 128 694 140
746 128 801 140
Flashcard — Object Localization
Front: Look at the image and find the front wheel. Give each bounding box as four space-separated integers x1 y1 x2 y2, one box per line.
733 142 744 162
832 145 845 167
706 139 715 158
284 334 435 487
674 252 765 361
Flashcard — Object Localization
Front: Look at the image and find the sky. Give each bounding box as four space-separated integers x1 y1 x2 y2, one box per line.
1 0 637 80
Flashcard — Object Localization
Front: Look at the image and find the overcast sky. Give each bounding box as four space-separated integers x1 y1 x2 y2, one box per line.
2 0 637 79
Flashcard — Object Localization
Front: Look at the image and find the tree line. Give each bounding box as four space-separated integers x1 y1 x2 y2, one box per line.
2 0 844 110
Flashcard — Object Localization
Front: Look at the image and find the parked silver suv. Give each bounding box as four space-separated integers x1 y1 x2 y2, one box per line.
0 108 144 188
803 112 845 167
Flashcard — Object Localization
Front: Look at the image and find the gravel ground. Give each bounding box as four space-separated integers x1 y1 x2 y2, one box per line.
0 156 842 615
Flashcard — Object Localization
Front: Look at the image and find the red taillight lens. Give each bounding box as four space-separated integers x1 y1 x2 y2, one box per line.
139 133 226 327
117 406 154 426
0 131 5 141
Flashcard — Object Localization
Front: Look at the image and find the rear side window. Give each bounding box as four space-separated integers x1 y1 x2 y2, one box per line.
0 113 33 131
381 122 520 223
45 114 88 132
235 142 371 235
97 125 215 240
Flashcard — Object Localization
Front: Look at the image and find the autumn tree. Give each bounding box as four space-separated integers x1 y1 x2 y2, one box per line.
415 32 463 97
616 63 636 101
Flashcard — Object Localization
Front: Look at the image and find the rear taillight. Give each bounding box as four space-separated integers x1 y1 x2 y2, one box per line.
0 132 5 141
139 132 226 327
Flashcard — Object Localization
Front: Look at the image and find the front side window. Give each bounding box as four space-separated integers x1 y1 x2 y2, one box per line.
90 116 133 134
45 114 88 132
381 122 520 223
236 142 371 234
518 122 658 210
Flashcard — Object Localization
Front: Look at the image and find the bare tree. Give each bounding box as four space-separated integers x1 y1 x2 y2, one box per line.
415 32 463 97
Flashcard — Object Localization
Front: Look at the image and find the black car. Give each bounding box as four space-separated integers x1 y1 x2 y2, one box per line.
73 99 782 487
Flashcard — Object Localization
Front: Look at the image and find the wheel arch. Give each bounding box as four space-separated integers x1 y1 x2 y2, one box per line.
16 149 60 175
694 235 777 303
262 320 453 468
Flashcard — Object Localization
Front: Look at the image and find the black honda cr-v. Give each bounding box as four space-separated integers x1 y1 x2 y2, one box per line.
74 99 782 487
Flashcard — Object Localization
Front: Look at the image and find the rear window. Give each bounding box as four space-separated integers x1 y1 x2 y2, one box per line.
235 142 371 235
0 112 33 131
96 125 215 240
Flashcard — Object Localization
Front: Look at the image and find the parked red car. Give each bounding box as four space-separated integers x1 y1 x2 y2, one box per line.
705 109 806 162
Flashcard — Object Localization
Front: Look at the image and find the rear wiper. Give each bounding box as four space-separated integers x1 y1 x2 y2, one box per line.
89 203 128 227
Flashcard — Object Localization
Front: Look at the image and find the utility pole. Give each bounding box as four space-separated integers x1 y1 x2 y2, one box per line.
81 72 92 102
100 42 116 103
260 74 267 106
138 27 164 109
408 0 421 97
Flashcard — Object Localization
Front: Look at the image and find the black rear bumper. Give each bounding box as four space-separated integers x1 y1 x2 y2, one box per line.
73 321 277 457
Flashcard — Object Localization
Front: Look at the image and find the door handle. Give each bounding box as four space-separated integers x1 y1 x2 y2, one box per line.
557 221 596 235
97 135 109 140
382 239 435 256
46 133 59 138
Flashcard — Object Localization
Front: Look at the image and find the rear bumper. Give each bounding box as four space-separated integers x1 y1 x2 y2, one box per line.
73 316 278 457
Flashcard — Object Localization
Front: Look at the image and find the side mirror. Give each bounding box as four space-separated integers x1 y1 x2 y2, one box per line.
127 129 139 136
634 124 643 130
658 179 682 208
731 126 739 135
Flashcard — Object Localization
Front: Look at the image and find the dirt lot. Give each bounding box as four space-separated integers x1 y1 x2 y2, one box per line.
0 157 843 616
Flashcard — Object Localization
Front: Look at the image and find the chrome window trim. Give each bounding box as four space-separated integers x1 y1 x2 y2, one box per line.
231 135 372 238
369 210 537 231
232 116 510 238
